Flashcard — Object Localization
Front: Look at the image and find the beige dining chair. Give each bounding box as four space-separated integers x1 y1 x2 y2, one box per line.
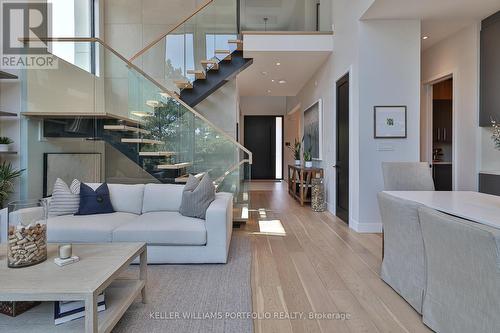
382 162 435 191
377 192 426 313
418 206 500 333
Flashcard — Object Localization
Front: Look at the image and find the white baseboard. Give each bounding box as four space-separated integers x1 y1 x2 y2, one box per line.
349 218 382 233
326 202 335 215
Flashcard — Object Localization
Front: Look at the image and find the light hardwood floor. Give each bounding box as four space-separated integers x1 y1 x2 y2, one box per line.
241 181 432 333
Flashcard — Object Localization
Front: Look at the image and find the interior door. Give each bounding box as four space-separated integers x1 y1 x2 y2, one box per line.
336 74 350 223
244 116 276 179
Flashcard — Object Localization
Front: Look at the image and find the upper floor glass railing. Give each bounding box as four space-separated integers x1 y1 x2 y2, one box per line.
129 0 238 94
239 0 333 32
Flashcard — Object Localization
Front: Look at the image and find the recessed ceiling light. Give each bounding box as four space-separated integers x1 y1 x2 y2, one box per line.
278 80 286 84
276 62 281 66
422 36 429 40
267 89 272 93
271 79 275 82
261 71 268 76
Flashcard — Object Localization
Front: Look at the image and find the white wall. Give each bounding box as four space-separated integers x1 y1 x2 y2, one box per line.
240 96 287 116
103 0 202 59
357 19 421 230
421 24 481 190
286 0 422 233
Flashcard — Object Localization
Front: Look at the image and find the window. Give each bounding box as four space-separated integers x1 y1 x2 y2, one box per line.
205 34 237 59
275 117 283 179
166 34 194 78
49 0 94 72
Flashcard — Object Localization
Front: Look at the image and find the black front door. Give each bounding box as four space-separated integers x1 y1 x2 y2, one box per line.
244 116 276 179
336 74 349 223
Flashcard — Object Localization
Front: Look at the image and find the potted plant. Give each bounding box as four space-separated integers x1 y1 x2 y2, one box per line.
304 149 313 168
0 137 13 152
289 138 301 166
0 161 24 208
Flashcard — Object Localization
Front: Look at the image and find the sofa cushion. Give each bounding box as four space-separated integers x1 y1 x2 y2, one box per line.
47 212 138 243
179 174 215 219
112 211 207 245
76 183 115 215
85 183 145 215
48 178 80 217
142 184 184 213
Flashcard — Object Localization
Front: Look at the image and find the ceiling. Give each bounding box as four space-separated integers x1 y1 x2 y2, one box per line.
362 0 500 50
237 51 330 96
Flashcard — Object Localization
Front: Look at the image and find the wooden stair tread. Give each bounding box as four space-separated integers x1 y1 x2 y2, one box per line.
173 80 193 89
121 138 162 144
145 100 161 108
215 49 231 54
104 125 150 135
175 173 204 183
228 39 243 51
157 162 192 170
139 151 176 157
187 70 206 80
200 60 219 70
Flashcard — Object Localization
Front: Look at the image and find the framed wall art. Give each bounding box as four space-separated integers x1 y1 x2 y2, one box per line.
374 105 407 139
303 99 323 160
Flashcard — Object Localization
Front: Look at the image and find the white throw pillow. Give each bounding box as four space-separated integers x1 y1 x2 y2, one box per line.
48 178 80 216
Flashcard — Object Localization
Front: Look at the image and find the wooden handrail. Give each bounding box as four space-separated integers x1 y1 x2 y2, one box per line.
129 0 214 62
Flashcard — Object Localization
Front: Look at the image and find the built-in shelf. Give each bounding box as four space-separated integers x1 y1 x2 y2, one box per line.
0 151 17 155
0 111 17 117
0 71 18 79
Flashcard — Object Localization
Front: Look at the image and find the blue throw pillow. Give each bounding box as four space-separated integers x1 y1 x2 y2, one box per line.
75 183 115 215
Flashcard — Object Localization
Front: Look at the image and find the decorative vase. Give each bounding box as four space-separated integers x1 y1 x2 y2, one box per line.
305 161 313 168
7 199 48 268
311 177 326 212
295 160 301 166
0 144 9 152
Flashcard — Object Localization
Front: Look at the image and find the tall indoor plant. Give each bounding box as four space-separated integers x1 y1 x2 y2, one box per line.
290 138 302 166
0 161 24 208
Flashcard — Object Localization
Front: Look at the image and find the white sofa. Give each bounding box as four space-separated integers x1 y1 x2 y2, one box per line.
4 184 233 264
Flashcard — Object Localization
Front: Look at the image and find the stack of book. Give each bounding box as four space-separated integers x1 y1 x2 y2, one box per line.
54 293 105 325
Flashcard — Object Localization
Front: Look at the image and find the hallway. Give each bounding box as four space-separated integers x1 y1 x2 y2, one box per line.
243 181 431 333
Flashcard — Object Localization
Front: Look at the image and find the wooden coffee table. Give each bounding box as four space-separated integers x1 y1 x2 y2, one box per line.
0 243 147 333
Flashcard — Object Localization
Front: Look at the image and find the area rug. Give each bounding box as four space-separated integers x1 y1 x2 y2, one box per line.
113 231 253 333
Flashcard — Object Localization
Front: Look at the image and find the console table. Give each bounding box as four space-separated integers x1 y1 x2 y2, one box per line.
288 165 324 206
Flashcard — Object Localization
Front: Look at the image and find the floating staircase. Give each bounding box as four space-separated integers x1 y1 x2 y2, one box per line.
179 39 253 107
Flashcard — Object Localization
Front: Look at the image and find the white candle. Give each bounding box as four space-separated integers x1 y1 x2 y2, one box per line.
58 244 72 259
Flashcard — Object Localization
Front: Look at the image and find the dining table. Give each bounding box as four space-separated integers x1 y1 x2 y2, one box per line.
383 190 500 229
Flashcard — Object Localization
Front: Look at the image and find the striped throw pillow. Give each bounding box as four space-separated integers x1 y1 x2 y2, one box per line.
48 178 81 216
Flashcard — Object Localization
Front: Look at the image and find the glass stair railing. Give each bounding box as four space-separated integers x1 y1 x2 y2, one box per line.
19 38 252 219
128 0 251 108
127 0 254 220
